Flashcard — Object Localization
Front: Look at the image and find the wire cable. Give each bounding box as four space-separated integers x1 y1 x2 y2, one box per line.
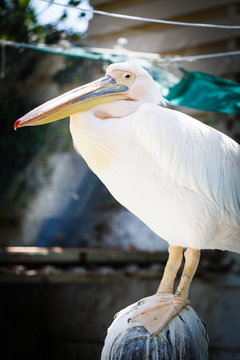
165 50 240 63
0 39 239 64
40 0 240 30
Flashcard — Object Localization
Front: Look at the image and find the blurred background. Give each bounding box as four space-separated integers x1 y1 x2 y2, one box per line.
0 0 240 359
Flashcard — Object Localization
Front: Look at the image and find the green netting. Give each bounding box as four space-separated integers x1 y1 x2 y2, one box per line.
2 40 240 113
165 68 240 114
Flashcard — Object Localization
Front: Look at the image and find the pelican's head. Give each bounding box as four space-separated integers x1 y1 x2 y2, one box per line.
106 61 162 104
14 61 162 129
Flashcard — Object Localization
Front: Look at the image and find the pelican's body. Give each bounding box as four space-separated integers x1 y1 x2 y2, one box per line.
15 61 240 333
70 88 240 253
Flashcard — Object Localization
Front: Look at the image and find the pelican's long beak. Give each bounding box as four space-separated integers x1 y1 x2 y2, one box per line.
14 76 129 130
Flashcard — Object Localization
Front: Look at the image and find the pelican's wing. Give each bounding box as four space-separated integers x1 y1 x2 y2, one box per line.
134 104 240 222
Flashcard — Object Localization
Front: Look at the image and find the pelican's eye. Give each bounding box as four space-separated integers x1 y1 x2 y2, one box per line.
112 70 135 85
124 73 132 79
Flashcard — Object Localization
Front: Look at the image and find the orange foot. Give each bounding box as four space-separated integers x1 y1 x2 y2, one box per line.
129 292 189 335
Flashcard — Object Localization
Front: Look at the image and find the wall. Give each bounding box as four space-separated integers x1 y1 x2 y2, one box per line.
1 260 240 360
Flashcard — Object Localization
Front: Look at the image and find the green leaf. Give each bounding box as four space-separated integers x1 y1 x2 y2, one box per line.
59 10 68 21
68 0 81 6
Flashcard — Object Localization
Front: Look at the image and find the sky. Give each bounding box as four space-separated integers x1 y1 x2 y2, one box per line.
31 0 93 34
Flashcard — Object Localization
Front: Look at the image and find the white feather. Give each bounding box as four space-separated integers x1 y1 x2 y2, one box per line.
134 104 240 227
70 62 240 253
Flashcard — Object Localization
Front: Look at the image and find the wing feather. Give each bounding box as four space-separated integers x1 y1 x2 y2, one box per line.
134 104 240 225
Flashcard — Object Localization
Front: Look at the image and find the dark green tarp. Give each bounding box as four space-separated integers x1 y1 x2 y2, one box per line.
165 68 240 114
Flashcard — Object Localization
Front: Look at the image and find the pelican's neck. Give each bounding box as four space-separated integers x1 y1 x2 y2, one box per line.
93 99 142 119
70 108 118 173
69 99 143 172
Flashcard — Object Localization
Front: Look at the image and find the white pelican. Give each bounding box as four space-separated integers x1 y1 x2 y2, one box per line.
14 62 240 334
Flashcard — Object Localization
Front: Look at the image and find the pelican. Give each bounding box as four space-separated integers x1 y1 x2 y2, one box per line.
14 62 240 334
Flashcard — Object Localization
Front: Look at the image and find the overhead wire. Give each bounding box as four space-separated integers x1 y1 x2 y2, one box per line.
165 50 240 63
1 2 240 67
40 0 240 30
1 1 237 67
0 39 240 64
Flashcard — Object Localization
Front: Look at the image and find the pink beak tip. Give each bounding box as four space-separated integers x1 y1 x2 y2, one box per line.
14 119 21 131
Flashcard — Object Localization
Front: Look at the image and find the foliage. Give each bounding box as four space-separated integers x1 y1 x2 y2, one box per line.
0 0 81 214
0 0 45 42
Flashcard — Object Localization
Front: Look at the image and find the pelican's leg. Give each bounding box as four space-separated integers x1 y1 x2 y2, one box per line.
175 247 200 300
130 247 200 334
157 245 183 294
130 246 183 332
